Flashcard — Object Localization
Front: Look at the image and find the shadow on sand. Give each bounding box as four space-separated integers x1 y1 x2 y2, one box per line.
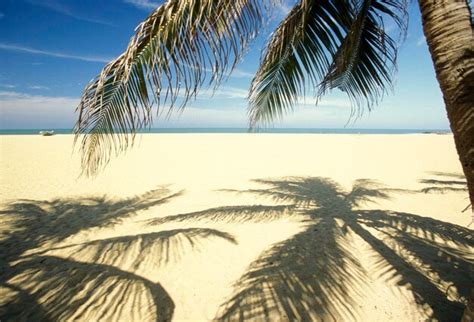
0 187 236 321
1 176 473 321
147 176 473 321
419 171 468 194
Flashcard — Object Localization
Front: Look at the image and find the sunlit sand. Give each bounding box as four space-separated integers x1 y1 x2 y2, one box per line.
1 133 472 321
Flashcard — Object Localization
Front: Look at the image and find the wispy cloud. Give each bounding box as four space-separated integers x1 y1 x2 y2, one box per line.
0 91 79 129
275 0 295 18
200 86 249 99
123 0 161 10
416 36 426 47
0 84 16 89
182 62 254 79
231 69 254 79
296 96 351 108
26 0 114 26
28 85 50 90
155 106 247 128
0 12 4 20
0 43 113 63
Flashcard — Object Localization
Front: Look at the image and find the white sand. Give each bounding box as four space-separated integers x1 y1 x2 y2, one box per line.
0 133 472 321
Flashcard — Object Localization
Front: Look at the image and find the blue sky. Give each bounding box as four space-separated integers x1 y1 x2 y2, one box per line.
0 0 450 129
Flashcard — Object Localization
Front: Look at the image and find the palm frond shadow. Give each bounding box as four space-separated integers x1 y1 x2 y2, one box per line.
50 228 237 271
1 188 236 321
2 256 174 322
146 204 294 225
419 171 468 194
0 187 183 261
200 177 472 321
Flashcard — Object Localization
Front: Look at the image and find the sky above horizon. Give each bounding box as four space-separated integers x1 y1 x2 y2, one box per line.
0 0 451 129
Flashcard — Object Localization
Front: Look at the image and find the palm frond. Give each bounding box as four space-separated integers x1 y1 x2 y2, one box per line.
75 0 274 175
249 0 407 128
248 0 353 127
319 0 408 118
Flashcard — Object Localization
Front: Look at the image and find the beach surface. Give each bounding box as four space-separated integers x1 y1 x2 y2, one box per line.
1 133 472 321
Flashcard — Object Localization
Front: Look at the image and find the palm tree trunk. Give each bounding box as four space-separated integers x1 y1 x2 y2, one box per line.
417 1 474 320
417 0 474 209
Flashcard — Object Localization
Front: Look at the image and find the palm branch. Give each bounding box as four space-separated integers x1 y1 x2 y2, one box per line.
249 0 407 127
75 0 408 174
74 0 273 175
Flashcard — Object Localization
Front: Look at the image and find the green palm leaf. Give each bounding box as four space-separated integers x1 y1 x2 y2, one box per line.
249 0 407 127
75 0 273 175
319 0 408 118
248 0 353 127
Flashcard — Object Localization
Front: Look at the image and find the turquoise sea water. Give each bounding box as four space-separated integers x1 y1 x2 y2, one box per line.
0 128 451 135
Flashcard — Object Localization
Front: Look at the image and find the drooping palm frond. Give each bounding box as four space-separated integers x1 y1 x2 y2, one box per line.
75 0 274 175
319 0 408 118
249 0 408 127
248 0 353 127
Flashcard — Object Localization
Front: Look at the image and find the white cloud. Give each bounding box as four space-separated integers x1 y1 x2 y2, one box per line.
26 0 114 26
155 107 247 127
0 90 247 129
159 103 352 129
274 107 349 128
0 91 449 130
416 36 426 47
0 91 78 129
296 96 351 108
229 69 254 79
160 86 248 101
276 0 294 17
28 85 50 90
182 62 254 79
123 0 161 10
200 86 249 99
0 43 113 63
0 84 16 89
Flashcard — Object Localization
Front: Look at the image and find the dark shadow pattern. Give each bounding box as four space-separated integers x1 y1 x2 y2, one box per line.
2 256 174 322
147 205 294 225
420 171 468 194
1 178 472 321
48 228 237 271
200 177 472 321
1 188 184 263
0 187 237 321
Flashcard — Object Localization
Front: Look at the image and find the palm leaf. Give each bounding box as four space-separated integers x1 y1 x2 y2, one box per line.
249 0 407 127
319 0 408 118
75 0 274 175
248 0 353 127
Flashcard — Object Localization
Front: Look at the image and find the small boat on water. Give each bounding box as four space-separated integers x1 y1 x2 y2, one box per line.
39 130 55 136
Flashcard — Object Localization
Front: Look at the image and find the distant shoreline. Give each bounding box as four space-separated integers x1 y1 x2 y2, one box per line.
0 128 452 135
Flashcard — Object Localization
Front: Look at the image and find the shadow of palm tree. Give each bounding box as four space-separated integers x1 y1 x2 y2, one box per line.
2 256 174 322
2 178 472 321
1 188 183 262
41 228 236 271
420 171 468 194
146 177 472 321
0 187 236 321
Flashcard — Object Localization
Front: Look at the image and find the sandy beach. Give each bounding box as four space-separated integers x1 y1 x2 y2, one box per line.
0 133 472 321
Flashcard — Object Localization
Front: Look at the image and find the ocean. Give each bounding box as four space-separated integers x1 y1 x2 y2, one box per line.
0 128 451 135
